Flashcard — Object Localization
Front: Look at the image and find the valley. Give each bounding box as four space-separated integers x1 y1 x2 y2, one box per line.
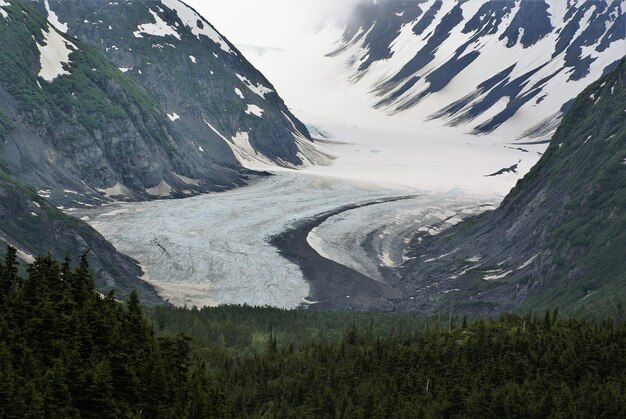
1 1 625 415
1 0 624 315
79 170 496 310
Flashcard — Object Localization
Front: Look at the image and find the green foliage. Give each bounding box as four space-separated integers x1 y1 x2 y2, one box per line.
0 248 193 417
515 60 626 317
147 304 430 356
0 110 13 141
2 249 625 417
0 0 177 155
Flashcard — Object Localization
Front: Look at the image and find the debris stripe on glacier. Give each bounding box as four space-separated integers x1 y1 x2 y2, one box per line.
81 172 485 309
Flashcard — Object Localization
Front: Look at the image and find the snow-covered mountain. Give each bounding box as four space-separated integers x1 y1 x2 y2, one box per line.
330 0 625 139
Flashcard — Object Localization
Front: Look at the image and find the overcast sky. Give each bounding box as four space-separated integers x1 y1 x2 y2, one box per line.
184 0 361 47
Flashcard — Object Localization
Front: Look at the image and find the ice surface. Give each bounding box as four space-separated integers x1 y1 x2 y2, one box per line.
79 4 588 309
82 173 484 308
307 193 492 282
237 29 544 196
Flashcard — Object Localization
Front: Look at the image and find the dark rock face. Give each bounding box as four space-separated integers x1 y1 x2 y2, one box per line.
0 174 161 304
397 60 626 318
335 0 625 136
0 0 314 207
43 0 313 161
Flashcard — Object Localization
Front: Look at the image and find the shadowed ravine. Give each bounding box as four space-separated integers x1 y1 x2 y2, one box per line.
270 196 419 311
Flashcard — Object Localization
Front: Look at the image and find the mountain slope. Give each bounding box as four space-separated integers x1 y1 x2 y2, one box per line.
40 0 320 172
332 0 625 139
0 170 160 303
398 59 626 317
0 0 320 206
0 0 238 205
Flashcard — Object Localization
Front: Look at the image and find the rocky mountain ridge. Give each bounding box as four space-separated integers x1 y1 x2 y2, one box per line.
397 59 626 318
1 0 319 208
332 0 625 139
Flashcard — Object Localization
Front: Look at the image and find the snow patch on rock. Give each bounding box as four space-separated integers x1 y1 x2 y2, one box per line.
97 182 132 198
245 104 264 117
0 0 8 19
160 0 233 53
236 73 274 98
133 9 180 40
44 0 68 32
37 24 76 82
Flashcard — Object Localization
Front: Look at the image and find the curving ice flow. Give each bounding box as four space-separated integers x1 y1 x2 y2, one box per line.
81 174 389 307
81 172 492 308
77 4 572 309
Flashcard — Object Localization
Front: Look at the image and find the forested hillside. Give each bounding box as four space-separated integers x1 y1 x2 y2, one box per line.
399 59 626 317
1 249 625 417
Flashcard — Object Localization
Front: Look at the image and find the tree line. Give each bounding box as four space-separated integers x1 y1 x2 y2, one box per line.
1 247 624 417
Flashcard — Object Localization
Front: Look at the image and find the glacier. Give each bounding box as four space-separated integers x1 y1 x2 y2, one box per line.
80 166 497 309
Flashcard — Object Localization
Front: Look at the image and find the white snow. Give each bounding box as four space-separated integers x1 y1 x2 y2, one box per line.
37 24 76 82
75 1 619 309
160 0 234 53
307 0 626 140
189 55 196 63
484 270 513 281
204 119 287 170
518 253 539 270
133 9 181 40
43 0 67 33
0 1 8 19
236 73 274 98
203 118 228 141
119 67 132 73
167 112 180 121
229 130 268 166
245 104 264 117
234 88 245 99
